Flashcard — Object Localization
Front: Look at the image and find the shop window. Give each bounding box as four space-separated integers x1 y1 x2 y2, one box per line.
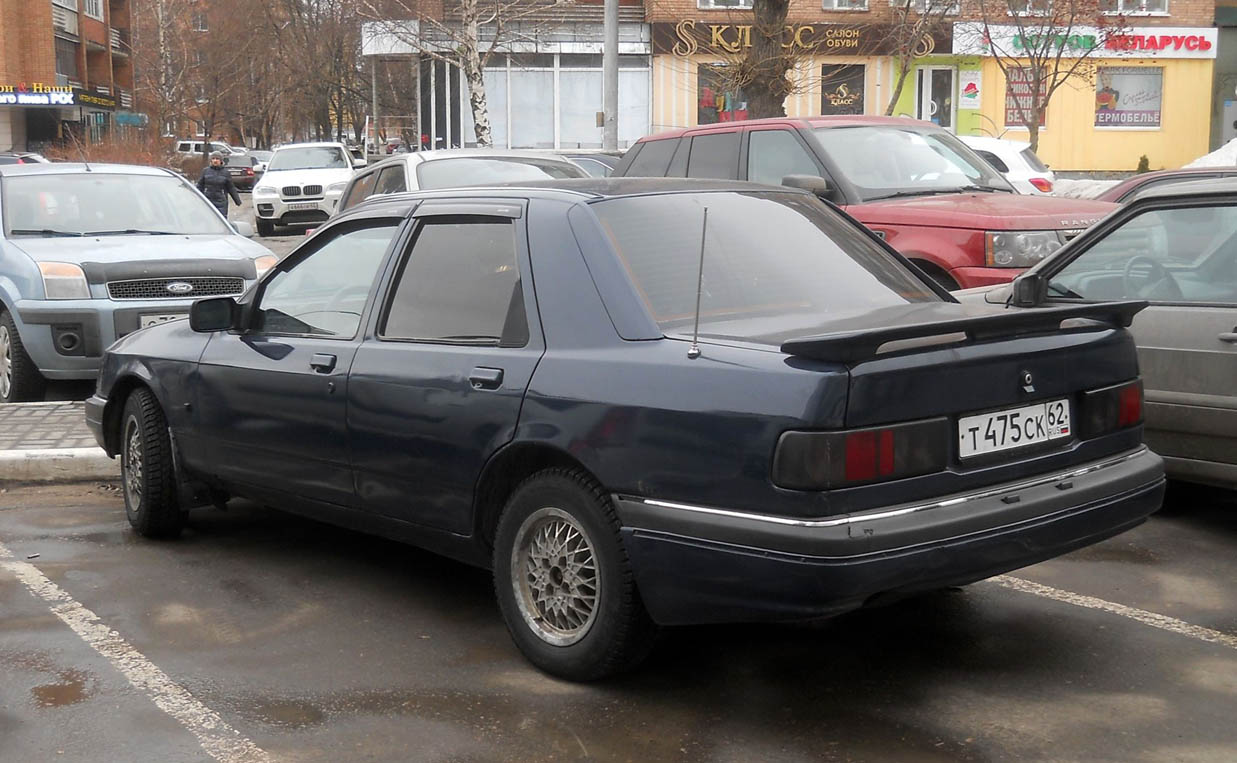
1101 0 1167 12
822 0 868 9
698 66 748 125
1095 67 1162 128
83 0 103 20
821 65 865 115
698 0 753 7
55 38 79 81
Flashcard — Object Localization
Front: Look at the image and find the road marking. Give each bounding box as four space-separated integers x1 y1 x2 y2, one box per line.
992 575 1237 651
0 542 271 763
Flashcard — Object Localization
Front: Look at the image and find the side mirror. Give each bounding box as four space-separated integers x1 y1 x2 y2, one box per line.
1011 273 1046 307
352 159 366 169
782 174 830 198
190 297 239 332
232 220 255 238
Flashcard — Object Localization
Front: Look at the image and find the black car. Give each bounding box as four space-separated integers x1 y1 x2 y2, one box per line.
86 179 1165 679
223 154 259 190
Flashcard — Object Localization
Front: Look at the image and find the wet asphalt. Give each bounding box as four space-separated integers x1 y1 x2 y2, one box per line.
1 481 1234 762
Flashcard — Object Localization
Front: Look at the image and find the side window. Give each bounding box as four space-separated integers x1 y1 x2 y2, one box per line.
747 130 820 186
624 140 677 176
177 142 191 153
382 218 528 347
1051 205 1237 304
256 222 399 337
685 132 740 179
974 150 1010 174
340 171 379 211
373 165 407 196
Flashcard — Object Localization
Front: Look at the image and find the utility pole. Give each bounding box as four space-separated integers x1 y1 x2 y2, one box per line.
602 0 618 151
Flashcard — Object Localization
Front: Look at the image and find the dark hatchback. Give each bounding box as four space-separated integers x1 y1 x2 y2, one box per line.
86 179 1164 680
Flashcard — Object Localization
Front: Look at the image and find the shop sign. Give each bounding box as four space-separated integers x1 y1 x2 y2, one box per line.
0 83 117 110
958 70 982 110
653 21 949 57
75 89 117 110
1005 68 1047 126
953 23 1218 60
821 65 865 115
1095 66 1161 128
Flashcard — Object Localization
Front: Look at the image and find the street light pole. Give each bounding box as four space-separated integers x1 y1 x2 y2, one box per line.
602 0 618 151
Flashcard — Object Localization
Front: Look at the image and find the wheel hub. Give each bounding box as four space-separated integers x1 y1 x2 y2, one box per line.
511 507 600 647
123 418 143 508
0 323 12 400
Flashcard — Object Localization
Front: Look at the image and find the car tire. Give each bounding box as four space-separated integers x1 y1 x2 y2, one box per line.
120 388 183 539
0 309 47 403
493 468 657 681
256 219 275 237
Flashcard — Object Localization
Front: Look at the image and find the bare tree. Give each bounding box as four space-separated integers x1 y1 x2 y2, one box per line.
882 0 959 116
961 0 1127 151
131 0 198 138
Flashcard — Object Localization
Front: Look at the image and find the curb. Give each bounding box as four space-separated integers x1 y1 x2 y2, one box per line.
0 448 119 484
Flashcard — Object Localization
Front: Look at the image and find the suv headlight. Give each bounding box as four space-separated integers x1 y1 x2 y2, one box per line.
38 262 91 300
985 231 1064 268
254 185 278 197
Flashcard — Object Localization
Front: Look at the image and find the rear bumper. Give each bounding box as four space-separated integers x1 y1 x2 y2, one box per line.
614 447 1164 626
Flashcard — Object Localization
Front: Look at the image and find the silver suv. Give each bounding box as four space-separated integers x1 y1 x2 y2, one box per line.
0 163 277 402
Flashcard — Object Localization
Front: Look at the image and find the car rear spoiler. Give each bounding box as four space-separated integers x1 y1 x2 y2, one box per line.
780 301 1148 364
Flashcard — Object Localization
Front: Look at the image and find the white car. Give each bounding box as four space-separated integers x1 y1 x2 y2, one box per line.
958 136 1055 195
174 139 244 157
251 142 360 236
334 149 588 215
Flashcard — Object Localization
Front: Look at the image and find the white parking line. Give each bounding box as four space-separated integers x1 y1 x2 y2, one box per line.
0 542 271 763
992 575 1237 651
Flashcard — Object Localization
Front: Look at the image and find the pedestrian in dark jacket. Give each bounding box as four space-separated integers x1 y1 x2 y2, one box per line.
197 153 241 218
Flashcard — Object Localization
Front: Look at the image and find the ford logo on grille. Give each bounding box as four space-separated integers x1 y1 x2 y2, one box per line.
165 281 194 294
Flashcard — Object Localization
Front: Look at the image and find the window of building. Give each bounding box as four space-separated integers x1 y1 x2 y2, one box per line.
55 38 79 80
698 65 748 125
1101 0 1167 12
52 0 78 10
822 0 868 9
698 0 753 8
1095 66 1163 128
892 0 960 13
193 49 205 67
382 220 527 346
1006 0 1054 14
192 12 208 32
83 0 103 20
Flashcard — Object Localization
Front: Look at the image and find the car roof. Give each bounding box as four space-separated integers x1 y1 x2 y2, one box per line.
1123 175 1237 201
363 149 584 169
639 115 939 141
272 141 347 150
958 135 1030 152
0 162 177 177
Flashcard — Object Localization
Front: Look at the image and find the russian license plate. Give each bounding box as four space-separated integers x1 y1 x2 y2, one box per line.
958 399 1071 459
287 202 318 211
140 313 186 328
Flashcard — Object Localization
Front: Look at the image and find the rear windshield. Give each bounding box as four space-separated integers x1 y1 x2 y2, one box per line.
415 157 586 189
592 191 938 339
1020 148 1049 172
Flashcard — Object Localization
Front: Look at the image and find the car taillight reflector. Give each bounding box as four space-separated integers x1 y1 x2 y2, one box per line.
1078 379 1143 439
774 418 949 490
1029 177 1053 193
246 167 254 175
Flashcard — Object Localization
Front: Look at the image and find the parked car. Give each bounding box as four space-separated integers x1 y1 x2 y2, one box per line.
0 163 276 403
0 152 50 165
251 142 357 236
957 177 1237 489
1094 167 1237 204
560 153 622 178
335 149 588 214
223 154 260 190
86 179 1163 679
958 135 1055 195
174 139 242 157
614 116 1116 290
249 150 273 174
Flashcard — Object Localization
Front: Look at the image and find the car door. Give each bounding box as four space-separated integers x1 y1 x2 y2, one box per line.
1046 200 1237 477
347 200 543 533
192 217 404 507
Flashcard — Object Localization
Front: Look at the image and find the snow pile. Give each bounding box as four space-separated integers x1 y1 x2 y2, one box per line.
1185 138 1237 168
1052 178 1120 199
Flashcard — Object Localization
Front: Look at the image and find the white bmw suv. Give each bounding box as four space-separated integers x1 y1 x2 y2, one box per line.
252 142 357 236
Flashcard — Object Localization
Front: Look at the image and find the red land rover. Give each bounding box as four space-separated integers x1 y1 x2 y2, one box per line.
613 116 1116 290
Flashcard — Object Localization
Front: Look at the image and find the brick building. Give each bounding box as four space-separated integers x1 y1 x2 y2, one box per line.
0 0 136 152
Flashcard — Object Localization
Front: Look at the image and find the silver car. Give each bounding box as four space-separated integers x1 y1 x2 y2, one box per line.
334 149 588 215
0 163 277 402
958 178 1237 489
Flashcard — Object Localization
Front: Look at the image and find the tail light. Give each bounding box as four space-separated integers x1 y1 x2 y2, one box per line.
1029 177 1054 193
1078 379 1143 439
246 167 254 176
773 418 949 490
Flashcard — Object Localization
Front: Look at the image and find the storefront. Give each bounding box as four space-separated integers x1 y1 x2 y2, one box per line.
0 83 117 151
951 23 1218 171
650 20 951 131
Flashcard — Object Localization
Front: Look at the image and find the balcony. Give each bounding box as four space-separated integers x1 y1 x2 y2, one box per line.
118 89 132 109
110 27 130 55
52 3 79 37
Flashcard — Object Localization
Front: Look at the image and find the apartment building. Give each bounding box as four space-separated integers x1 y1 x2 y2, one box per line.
0 0 137 152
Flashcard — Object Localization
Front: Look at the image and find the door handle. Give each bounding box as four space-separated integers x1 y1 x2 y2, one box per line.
310 353 337 373
1219 332 1237 344
469 367 504 390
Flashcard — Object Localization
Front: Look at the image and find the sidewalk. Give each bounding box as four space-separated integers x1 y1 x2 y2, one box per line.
0 402 118 483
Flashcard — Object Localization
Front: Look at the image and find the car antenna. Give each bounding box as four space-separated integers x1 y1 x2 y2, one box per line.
67 128 91 171
687 207 708 360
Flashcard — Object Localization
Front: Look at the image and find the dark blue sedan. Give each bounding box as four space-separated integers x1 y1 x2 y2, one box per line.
86 179 1165 679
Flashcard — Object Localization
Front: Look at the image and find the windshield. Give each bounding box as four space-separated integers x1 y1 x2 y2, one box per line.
3 173 233 236
812 126 1013 201
592 191 938 340
416 157 587 190
268 146 350 171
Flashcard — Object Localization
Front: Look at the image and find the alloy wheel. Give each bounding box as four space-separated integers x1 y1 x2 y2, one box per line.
123 416 144 509
511 507 601 646
0 323 11 400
